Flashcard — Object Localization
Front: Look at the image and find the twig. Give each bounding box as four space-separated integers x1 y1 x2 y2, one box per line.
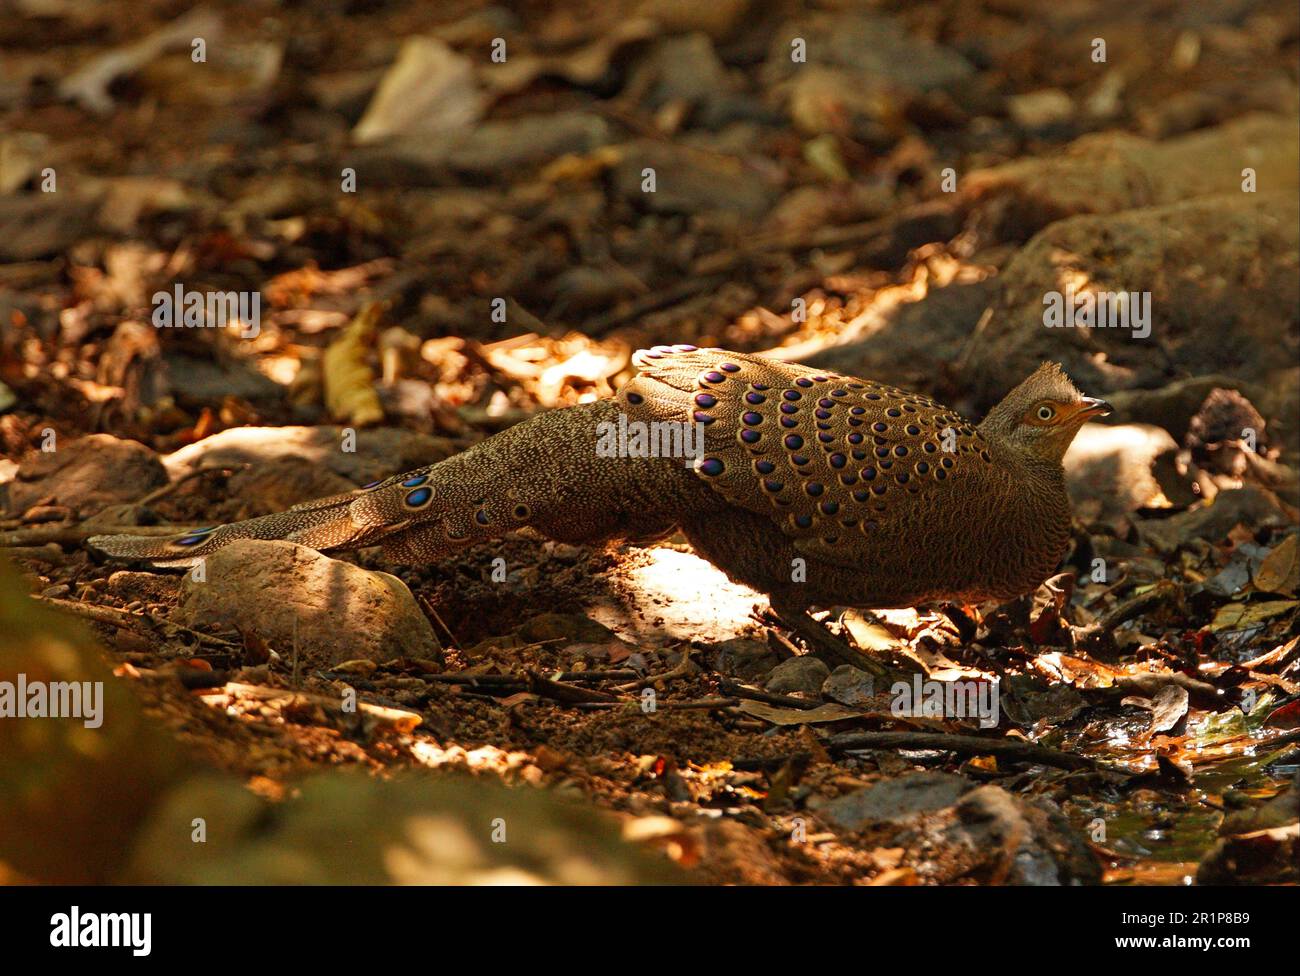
1096 580 1180 632
718 679 820 711
0 544 74 564
0 523 199 547
827 730 1127 775
133 463 248 507
33 594 240 648
525 670 625 705
571 697 739 711
416 594 455 651
416 669 641 687
614 647 695 691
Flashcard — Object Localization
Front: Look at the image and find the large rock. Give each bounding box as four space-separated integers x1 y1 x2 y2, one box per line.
961 193 1300 408
764 11 973 94
965 113 1299 238
124 771 682 885
172 540 440 668
161 425 456 485
1063 422 1178 522
7 433 167 518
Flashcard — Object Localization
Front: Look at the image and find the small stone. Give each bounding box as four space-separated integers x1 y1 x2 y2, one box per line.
815 772 974 830
822 665 876 706
765 655 830 695
708 638 780 681
1007 89 1073 130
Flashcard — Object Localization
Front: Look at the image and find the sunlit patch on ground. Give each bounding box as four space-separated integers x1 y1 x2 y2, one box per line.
587 545 766 645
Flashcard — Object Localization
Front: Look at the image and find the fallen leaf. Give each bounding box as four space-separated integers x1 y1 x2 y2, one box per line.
354 36 484 145
1210 600 1299 633
323 302 385 427
736 700 868 725
1254 533 1299 596
1149 684 1190 734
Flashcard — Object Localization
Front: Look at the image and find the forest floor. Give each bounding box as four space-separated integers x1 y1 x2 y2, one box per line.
1 0 1298 884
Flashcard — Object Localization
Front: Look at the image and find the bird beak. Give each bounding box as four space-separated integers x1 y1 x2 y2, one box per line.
1076 396 1111 420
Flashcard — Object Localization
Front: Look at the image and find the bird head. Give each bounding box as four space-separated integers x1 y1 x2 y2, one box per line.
978 362 1110 465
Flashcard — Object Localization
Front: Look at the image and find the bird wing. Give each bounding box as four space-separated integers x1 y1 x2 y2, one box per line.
619 345 993 568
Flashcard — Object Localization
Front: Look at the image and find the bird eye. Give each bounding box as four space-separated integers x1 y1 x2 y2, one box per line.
1036 405 1055 421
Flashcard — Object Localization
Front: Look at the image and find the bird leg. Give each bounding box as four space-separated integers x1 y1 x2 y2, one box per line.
767 597 912 686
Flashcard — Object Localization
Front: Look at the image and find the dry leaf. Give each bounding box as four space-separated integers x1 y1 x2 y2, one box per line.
1254 533 1299 596
323 302 385 427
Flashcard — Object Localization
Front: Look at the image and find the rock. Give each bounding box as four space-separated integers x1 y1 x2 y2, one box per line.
635 0 752 41
161 426 456 486
125 771 681 885
0 560 183 883
446 112 611 174
161 352 284 402
965 113 1299 238
0 193 99 261
764 655 830 695
942 786 1100 885
632 33 733 112
695 817 789 885
613 140 775 219
225 457 359 515
821 665 877 706
805 277 999 400
707 638 779 681
516 612 622 646
1134 487 1289 554
1196 824 1298 886
765 11 973 94
961 193 1300 407
172 540 440 668
1103 375 1266 443
7 434 167 518
1063 423 1178 522
1007 89 1073 130
815 772 973 830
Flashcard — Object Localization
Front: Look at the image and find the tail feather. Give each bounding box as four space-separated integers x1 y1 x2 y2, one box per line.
90 398 691 568
88 482 415 568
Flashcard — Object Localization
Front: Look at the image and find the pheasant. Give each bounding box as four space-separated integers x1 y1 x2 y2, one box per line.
90 346 1109 676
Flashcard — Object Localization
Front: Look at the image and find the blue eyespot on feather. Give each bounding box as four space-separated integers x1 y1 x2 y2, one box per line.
174 527 215 547
405 487 433 507
402 475 428 488
361 480 383 490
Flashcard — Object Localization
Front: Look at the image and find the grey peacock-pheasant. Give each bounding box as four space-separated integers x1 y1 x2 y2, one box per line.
91 345 1108 672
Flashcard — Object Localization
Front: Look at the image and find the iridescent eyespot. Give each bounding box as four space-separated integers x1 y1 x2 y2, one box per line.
361 480 383 490
405 487 433 507
402 475 428 488
513 504 531 519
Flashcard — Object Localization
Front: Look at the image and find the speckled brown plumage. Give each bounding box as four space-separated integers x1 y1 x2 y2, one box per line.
91 345 1108 618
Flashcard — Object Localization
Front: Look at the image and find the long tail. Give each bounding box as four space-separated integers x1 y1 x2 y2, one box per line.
89 401 694 568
